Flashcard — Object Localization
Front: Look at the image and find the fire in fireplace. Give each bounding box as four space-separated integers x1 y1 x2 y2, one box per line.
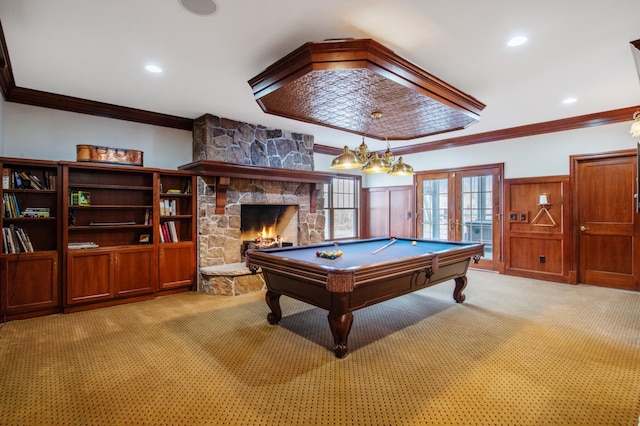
240 204 298 256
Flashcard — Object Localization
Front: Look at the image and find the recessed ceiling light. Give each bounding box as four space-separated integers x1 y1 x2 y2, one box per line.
507 36 528 47
145 64 163 73
179 0 218 16
562 97 577 104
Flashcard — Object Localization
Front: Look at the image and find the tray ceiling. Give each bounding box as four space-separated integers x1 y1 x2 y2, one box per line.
248 39 486 141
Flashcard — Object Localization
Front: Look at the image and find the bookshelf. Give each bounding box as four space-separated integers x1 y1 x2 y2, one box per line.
1 158 61 319
0 158 197 319
157 171 196 291
62 162 158 308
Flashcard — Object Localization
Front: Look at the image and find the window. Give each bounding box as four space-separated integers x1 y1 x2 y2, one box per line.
323 176 360 240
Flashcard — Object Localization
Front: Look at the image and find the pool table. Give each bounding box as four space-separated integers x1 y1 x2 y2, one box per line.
245 237 484 358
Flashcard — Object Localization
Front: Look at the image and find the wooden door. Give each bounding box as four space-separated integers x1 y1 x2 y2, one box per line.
573 151 639 290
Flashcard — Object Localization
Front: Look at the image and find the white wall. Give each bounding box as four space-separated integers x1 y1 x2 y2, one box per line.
3 101 636 180
315 121 637 187
2 103 192 169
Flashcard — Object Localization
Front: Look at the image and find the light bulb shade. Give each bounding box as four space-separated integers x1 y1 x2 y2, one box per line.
388 157 414 176
330 146 364 169
538 193 550 205
361 152 390 173
631 114 640 138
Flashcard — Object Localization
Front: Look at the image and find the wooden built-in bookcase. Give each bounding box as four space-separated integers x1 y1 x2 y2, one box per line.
157 171 196 291
0 157 61 320
0 157 197 321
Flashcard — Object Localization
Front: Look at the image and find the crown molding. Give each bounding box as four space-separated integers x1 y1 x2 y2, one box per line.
7 86 194 130
314 105 640 156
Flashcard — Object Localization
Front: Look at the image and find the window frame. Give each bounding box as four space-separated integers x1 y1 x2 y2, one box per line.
323 174 361 241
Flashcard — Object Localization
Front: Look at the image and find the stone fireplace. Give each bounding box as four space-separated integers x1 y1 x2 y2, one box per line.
240 204 298 255
188 114 330 295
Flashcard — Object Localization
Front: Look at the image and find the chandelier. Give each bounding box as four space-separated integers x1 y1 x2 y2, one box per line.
330 111 414 176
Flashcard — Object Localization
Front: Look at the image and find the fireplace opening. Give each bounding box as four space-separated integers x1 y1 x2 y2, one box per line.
240 204 298 257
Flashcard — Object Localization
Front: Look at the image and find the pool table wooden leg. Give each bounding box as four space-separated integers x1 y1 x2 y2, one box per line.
453 275 467 303
265 290 282 324
328 311 353 358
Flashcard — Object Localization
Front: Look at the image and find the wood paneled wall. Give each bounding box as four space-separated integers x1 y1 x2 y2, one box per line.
362 186 415 239
503 176 572 283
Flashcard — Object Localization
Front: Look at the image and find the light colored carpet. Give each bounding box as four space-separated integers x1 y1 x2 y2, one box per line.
0 270 638 425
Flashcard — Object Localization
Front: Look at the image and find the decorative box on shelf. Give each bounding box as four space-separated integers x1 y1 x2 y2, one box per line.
76 145 143 167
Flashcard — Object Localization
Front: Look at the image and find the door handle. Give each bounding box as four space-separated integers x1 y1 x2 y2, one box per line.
448 219 453 231
580 225 590 232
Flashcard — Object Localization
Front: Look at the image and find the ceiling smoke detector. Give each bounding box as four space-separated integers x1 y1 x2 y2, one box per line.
178 0 218 16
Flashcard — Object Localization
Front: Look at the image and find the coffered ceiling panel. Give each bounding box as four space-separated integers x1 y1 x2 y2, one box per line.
248 39 486 141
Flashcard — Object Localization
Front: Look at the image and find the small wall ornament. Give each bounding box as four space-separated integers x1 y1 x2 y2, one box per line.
531 193 557 227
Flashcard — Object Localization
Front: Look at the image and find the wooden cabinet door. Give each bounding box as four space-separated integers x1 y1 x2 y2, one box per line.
115 246 156 297
67 250 113 304
574 152 639 290
159 242 195 290
2 252 59 314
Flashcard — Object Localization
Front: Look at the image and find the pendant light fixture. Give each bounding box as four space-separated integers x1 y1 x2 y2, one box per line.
330 111 414 176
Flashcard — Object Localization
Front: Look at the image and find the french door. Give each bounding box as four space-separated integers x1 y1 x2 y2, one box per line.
416 165 502 270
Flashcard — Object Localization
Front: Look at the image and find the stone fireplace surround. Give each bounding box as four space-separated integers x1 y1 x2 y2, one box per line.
185 114 332 295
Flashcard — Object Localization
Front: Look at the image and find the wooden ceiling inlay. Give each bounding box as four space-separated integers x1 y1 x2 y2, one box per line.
248 39 486 141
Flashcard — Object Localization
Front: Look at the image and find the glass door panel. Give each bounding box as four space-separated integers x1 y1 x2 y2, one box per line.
460 175 493 260
421 178 449 240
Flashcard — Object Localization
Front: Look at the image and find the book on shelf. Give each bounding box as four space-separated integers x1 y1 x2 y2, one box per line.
68 242 99 250
44 171 56 190
22 207 51 218
168 221 178 242
143 209 152 225
2 225 35 253
1 228 7 253
11 171 49 190
2 193 21 218
2 168 11 189
19 228 35 252
160 199 176 216
14 227 29 252
2 227 14 253
166 189 182 194
159 221 179 243
89 221 136 226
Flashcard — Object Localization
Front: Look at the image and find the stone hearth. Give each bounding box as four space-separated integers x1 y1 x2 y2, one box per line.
192 114 327 295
